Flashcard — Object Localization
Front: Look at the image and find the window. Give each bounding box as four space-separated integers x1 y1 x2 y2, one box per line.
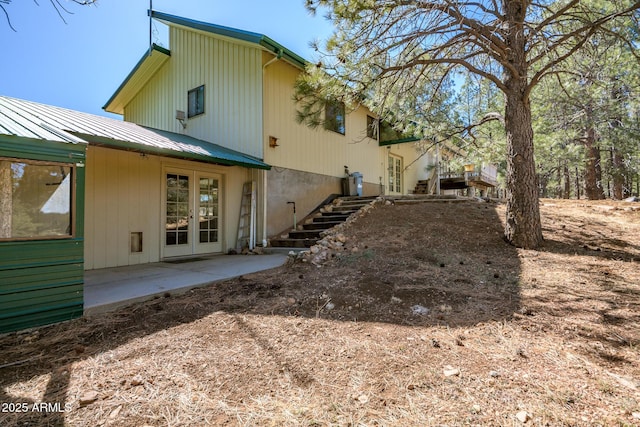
188 85 205 118
0 159 74 240
165 173 190 246
325 101 345 135
367 115 378 139
198 177 219 244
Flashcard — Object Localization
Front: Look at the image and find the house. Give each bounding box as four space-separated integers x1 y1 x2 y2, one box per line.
0 11 436 333
103 11 437 239
0 96 269 333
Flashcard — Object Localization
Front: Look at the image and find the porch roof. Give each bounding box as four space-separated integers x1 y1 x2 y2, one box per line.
0 96 270 170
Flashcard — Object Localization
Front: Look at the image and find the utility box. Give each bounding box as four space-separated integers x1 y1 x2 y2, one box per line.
352 172 363 196
343 172 363 197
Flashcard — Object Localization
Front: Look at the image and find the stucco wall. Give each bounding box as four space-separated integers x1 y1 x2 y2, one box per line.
266 167 381 237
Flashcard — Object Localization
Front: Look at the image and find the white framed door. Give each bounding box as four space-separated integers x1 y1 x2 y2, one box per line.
163 169 222 258
194 172 222 254
388 153 403 195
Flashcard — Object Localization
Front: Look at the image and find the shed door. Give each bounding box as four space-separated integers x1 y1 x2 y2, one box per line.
163 169 222 258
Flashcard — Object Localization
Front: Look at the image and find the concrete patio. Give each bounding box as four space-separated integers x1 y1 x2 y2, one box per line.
83 252 290 315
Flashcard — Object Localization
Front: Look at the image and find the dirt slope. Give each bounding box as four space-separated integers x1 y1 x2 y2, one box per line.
1 198 639 426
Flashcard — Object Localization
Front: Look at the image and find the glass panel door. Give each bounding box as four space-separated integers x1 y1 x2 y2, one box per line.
195 174 222 254
388 154 403 195
163 170 222 258
164 172 192 257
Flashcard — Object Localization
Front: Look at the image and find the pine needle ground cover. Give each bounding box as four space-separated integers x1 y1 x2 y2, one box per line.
1 199 639 426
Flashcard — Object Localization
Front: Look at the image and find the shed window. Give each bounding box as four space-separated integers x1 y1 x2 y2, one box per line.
325 101 345 135
188 85 205 118
0 159 74 240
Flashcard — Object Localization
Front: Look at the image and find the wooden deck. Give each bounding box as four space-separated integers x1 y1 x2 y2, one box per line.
414 169 498 193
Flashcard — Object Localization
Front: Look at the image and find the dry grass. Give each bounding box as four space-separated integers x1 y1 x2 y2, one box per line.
1 198 639 426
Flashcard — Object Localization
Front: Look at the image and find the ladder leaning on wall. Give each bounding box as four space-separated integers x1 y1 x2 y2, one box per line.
236 181 256 252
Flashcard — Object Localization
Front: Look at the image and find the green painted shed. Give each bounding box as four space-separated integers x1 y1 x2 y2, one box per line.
0 100 87 334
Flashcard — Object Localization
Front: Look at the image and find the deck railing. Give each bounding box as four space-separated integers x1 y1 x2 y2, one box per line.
438 165 498 187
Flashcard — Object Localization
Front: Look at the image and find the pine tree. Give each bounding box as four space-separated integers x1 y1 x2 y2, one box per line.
296 0 640 248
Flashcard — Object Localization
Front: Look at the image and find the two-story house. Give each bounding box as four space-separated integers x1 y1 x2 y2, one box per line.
102 11 434 260
0 11 435 332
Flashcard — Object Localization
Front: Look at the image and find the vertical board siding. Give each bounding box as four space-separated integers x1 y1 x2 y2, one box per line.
84 147 162 270
125 27 263 160
84 146 247 270
263 60 384 184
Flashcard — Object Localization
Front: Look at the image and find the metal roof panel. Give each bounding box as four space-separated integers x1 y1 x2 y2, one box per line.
0 96 270 170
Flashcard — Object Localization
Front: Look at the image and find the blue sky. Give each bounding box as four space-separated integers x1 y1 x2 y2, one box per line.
0 0 333 118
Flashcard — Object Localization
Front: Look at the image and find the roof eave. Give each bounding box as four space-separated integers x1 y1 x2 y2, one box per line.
379 137 421 147
102 43 171 115
151 10 308 70
72 132 271 170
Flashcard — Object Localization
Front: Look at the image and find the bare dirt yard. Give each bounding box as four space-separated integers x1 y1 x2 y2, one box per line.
1 198 639 426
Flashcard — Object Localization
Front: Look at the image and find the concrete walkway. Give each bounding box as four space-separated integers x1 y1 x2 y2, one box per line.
84 253 289 315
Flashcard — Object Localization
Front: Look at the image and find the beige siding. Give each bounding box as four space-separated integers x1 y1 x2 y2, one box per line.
84 146 249 270
263 59 384 185
125 27 264 159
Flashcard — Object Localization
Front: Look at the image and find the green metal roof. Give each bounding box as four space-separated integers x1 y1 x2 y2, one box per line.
0 96 270 170
150 10 308 70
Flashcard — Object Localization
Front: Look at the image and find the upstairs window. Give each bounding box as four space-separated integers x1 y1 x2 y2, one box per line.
325 101 345 135
188 85 205 118
367 115 378 139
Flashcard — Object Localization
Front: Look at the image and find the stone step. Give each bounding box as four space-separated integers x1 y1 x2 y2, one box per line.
270 238 316 248
303 221 343 230
337 200 373 207
321 210 358 216
331 205 367 212
288 230 322 239
339 195 378 202
313 214 350 223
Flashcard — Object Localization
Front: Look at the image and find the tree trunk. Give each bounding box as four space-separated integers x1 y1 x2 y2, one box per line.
610 146 625 199
502 1 543 249
556 160 562 198
538 173 548 198
0 161 12 238
575 167 581 199
563 161 571 199
584 127 605 200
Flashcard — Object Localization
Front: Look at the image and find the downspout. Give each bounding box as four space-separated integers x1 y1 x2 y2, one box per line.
260 49 283 247
263 48 283 70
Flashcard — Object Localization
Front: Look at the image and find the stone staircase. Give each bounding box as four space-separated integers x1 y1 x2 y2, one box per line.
270 196 377 248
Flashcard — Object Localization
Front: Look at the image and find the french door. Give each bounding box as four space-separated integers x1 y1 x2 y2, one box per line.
388 154 403 195
163 169 222 258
